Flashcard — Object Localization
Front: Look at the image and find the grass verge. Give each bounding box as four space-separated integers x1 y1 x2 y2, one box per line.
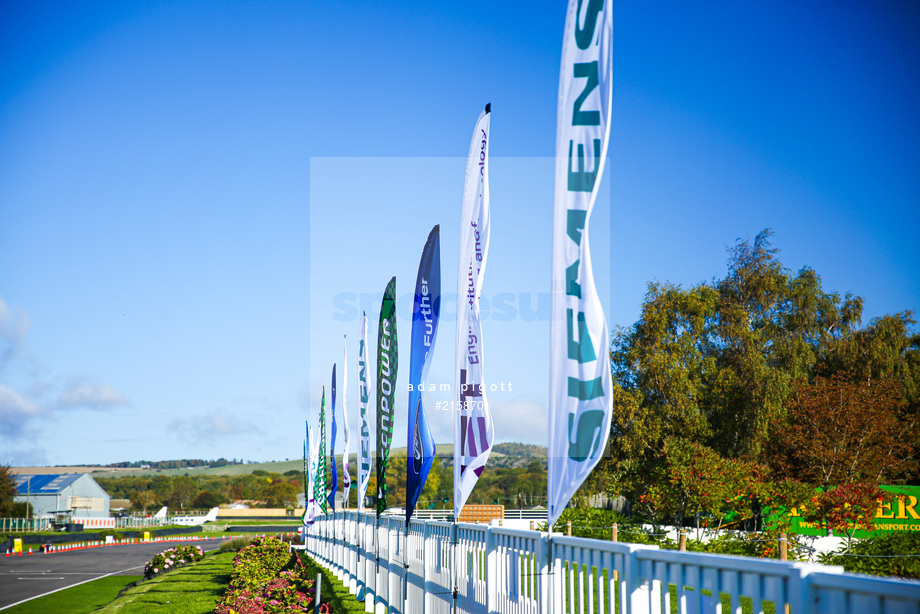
2 575 142 614
297 551 367 613
92 551 235 614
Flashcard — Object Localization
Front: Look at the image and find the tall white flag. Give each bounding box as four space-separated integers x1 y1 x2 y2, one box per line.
357 312 372 511
309 423 321 519
548 0 613 527
305 424 317 524
342 336 351 505
454 104 493 520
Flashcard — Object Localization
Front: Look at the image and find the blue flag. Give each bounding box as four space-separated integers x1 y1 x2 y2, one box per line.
328 363 338 512
406 225 441 523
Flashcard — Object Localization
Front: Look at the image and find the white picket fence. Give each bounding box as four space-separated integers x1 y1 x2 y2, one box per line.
302 511 920 614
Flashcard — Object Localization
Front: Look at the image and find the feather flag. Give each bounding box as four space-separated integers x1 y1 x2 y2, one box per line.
342 337 351 506
406 225 441 523
328 364 338 512
303 423 317 525
318 387 327 514
357 312 372 512
376 278 398 516
548 0 614 527
308 424 313 526
309 422 321 518
454 105 494 520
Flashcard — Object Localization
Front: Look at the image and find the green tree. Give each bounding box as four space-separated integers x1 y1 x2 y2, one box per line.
419 457 442 508
169 476 198 510
634 438 764 531
803 483 886 550
610 230 863 464
193 490 224 509
150 475 173 502
130 489 159 513
264 481 298 508
0 465 19 516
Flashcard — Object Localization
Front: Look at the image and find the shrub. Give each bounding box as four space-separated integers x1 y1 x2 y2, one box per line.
552 507 655 542
143 544 205 579
215 537 332 614
98 529 123 541
819 532 920 580
228 537 294 592
220 536 255 553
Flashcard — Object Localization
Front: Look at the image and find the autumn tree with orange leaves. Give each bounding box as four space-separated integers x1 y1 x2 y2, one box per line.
770 373 916 491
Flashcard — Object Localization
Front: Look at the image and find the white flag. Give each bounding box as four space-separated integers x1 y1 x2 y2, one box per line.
454 104 493 520
342 336 351 501
548 0 613 527
309 423 321 519
357 312 372 512
303 425 319 525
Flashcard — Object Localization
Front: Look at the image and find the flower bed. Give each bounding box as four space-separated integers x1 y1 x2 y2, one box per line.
143 544 205 579
214 536 331 614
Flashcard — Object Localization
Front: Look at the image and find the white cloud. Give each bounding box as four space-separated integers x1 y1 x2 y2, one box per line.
0 296 31 369
0 383 40 437
55 383 129 410
0 446 49 467
169 409 263 444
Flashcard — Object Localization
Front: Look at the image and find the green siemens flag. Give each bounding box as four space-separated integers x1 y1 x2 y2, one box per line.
318 386 328 514
376 276 398 516
548 0 613 527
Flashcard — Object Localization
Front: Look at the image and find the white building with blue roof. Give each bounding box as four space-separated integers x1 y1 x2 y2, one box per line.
14 473 111 522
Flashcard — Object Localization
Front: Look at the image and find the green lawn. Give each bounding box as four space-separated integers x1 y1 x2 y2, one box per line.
92 551 234 614
2 575 142 614
3 548 367 614
296 552 368 613
4 544 783 614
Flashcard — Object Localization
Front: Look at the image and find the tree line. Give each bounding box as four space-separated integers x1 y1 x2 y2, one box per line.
592 230 918 539
94 450 550 514
104 458 243 470
96 471 303 511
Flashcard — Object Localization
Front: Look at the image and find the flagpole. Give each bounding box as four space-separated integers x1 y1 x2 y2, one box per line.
402 518 409 614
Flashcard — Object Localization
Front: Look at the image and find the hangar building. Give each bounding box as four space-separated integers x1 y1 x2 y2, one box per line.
14 473 111 519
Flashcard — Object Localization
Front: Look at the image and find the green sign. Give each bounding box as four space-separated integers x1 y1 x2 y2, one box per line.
788 485 920 538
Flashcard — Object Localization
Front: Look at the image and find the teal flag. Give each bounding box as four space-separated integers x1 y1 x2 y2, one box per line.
376 277 398 516
318 387 327 514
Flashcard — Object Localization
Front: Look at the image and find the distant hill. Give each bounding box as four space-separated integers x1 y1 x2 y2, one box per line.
492 442 547 465
17 442 547 478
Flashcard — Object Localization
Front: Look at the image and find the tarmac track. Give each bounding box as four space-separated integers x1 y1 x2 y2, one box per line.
0 537 228 611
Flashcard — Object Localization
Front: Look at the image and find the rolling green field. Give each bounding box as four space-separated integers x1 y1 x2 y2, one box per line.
75 444 458 478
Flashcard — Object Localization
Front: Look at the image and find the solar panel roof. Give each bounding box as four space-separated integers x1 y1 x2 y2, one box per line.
14 474 83 494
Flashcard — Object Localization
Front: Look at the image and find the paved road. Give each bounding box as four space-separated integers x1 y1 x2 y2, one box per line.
0 537 227 610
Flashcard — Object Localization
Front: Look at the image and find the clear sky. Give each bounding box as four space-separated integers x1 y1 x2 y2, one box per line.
1 1 917 466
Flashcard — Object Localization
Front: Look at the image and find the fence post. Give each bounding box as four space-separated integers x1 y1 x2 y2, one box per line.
349 513 358 594
611 523 620 591
549 535 563 614
566 521 572 537
355 514 364 599
679 530 687 552
485 526 496 613
388 518 399 614
422 521 432 614
314 572 323 614
779 532 788 561
364 516 375 613
537 528 550 613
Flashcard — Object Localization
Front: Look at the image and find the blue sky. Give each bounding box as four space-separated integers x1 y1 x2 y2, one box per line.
1 1 917 466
